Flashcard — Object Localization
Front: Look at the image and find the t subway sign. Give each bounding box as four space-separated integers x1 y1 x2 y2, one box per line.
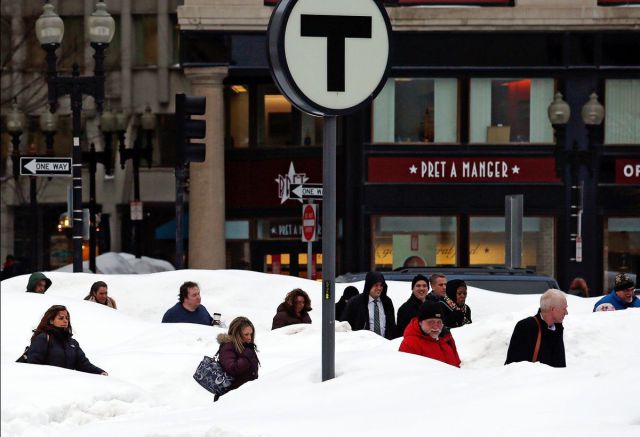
267 0 391 116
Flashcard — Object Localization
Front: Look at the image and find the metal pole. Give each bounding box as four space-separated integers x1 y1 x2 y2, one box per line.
88 144 97 273
71 66 83 273
307 200 313 280
505 194 523 269
175 163 185 269
30 177 39 272
322 116 336 382
133 136 142 259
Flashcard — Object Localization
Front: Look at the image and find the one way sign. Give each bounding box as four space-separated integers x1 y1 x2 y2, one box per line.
20 157 72 177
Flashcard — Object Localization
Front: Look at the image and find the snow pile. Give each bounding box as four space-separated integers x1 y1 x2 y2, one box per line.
54 252 174 274
1 270 639 437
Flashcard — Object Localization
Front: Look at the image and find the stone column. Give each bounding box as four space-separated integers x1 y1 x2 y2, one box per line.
184 67 228 269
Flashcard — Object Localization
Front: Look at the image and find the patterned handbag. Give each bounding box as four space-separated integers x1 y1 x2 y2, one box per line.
193 353 234 396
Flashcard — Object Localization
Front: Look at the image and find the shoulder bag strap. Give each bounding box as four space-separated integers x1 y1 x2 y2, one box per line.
531 316 542 362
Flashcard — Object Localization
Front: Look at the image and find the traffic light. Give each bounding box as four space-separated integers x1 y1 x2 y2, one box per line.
175 93 206 164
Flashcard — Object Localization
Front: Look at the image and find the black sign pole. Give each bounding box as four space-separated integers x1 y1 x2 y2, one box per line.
175 163 185 270
307 200 313 280
322 115 336 382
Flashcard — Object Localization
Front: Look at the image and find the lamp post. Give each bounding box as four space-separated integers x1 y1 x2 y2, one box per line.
39 104 58 157
36 0 115 272
7 101 26 182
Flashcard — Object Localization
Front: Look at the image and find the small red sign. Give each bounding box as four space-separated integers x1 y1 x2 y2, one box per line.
615 159 640 185
367 157 561 183
302 204 317 242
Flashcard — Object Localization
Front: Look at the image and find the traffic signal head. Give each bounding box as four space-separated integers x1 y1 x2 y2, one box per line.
176 93 206 164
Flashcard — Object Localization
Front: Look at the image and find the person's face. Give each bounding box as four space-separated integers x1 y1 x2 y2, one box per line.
369 282 384 299
432 278 447 297
294 295 306 314
550 297 568 324
412 280 429 301
616 287 635 304
184 287 201 307
95 286 108 304
51 310 69 328
420 318 443 338
241 325 253 343
455 286 467 306
34 280 47 294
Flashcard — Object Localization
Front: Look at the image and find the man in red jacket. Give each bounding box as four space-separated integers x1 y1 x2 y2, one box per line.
398 302 461 367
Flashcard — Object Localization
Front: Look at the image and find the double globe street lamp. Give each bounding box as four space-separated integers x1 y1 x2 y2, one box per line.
36 0 115 272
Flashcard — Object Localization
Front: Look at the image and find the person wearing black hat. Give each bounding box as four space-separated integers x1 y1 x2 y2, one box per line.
396 274 429 336
335 286 359 322
398 302 461 367
341 271 397 339
593 273 639 312
442 279 472 328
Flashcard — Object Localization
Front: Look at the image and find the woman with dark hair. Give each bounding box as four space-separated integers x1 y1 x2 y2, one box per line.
568 277 590 297
335 286 359 322
215 316 260 401
443 279 472 328
84 281 117 309
26 305 107 375
271 288 312 330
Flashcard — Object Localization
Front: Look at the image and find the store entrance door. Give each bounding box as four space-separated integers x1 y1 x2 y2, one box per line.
251 241 322 279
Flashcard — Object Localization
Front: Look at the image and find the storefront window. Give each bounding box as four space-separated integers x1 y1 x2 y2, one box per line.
372 78 458 143
604 79 640 145
154 114 176 167
371 216 457 270
225 220 250 269
470 78 554 144
603 218 639 293
469 217 555 277
133 15 158 66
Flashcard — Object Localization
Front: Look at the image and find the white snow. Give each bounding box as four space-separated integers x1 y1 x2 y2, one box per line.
1 270 639 437
54 252 175 274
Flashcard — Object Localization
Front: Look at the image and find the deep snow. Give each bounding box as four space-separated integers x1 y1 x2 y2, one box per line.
1 269 638 437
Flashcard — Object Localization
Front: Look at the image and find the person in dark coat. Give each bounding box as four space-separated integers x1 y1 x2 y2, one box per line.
26 305 107 375
25 272 52 294
396 274 429 336
161 281 214 325
84 281 117 309
215 316 260 401
335 286 358 322
341 271 397 339
272 288 312 329
442 279 472 328
505 289 567 368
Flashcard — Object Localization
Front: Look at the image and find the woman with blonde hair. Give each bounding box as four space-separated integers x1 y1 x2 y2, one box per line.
215 316 259 400
272 288 312 329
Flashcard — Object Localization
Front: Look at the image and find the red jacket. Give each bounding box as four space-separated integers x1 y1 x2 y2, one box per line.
399 318 461 367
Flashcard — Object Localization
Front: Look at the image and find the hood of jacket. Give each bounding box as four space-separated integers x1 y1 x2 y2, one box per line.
217 333 234 345
445 279 466 301
404 317 451 341
26 272 52 293
363 271 388 297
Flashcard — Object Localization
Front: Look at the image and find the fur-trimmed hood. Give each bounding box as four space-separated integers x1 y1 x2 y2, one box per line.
217 333 233 344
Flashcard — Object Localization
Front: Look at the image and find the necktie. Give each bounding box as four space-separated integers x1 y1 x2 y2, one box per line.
373 299 381 335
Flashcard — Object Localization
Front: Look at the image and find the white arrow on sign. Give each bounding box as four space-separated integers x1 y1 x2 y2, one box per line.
25 159 38 174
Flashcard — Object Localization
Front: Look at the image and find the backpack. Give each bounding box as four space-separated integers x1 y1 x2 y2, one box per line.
16 334 50 363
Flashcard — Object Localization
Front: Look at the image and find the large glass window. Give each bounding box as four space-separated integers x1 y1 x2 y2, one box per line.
470 78 554 144
603 218 639 293
226 85 250 148
469 217 555 277
604 79 640 145
133 15 158 66
154 114 176 167
372 78 458 143
371 216 457 270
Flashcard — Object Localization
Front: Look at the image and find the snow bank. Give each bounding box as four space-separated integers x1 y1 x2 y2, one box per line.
54 252 174 274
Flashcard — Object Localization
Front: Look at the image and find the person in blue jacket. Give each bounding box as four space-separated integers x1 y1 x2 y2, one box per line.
593 273 639 312
162 281 215 325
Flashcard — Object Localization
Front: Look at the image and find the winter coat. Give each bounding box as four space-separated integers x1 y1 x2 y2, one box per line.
396 294 424 337
444 279 472 328
341 272 397 339
593 291 640 312
26 328 104 374
399 318 461 367
216 334 259 392
25 272 52 293
505 311 566 368
85 295 117 309
161 302 213 325
272 303 311 330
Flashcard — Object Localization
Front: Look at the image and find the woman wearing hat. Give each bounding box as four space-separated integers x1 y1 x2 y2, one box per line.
398 302 461 367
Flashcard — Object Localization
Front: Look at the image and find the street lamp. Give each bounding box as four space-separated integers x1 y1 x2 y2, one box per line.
116 109 129 169
7 100 26 181
36 0 115 273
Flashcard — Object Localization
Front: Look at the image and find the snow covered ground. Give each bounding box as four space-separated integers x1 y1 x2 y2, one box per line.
1 270 638 437
54 252 174 274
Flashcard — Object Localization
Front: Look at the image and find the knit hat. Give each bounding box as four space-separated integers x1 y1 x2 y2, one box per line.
614 273 635 291
411 274 429 290
418 302 443 321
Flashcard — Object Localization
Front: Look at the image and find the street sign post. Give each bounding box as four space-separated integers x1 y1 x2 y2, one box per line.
268 0 391 382
302 202 318 281
20 157 72 176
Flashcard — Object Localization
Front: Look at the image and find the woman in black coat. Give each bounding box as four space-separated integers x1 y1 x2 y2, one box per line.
26 305 107 375
443 279 472 328
215 316 260 401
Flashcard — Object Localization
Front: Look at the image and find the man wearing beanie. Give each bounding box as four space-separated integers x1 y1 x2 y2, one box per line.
398 302 461 367
593 273 639 312
396 274 429 336
341 271 397 339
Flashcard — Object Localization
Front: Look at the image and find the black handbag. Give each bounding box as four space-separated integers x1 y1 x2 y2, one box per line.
193 353 234 396
16 346 30 363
